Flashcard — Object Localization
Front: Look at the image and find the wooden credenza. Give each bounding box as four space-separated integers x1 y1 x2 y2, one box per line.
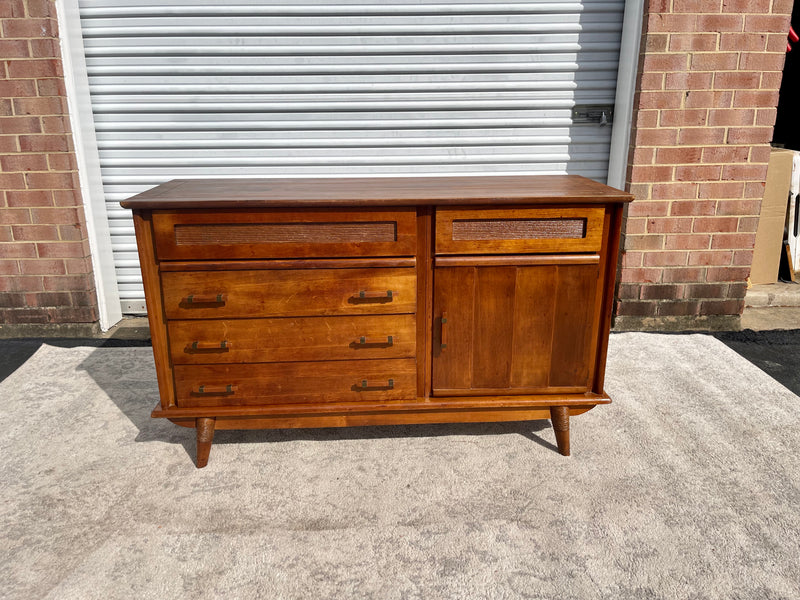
122 176 632 467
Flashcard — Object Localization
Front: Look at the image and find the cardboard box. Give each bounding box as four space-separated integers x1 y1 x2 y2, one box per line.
751 148 794 284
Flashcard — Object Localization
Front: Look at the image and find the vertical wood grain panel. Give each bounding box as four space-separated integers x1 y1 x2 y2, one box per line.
549 264 599 388
431 267 474 390
510 266 557 388
471 267 516 388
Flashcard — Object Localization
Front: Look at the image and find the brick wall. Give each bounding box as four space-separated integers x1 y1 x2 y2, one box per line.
616 0 793 328
0 0 97 325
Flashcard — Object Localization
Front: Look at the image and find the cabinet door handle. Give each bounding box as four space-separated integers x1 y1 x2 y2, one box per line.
190 340 231 351
441 311 448 349
357 290 393 299
357 379 394 390
186 293 226 305
355 335 394 346
195 384 237 395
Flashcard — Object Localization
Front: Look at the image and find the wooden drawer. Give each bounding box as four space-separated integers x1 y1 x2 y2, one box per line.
161 267 416 319
153 208 417 260
168 314 416 364
174 359 416 407
435 206 605 255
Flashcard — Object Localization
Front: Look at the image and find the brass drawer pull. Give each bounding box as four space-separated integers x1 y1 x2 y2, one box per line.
195 384 237 395
358 378 394 390
357 290 393 299
190 340 231 351
441 312 448 349
355 335 394 347
186 293 226 305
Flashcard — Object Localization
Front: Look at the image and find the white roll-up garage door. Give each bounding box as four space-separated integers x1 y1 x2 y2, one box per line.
77 0 625 313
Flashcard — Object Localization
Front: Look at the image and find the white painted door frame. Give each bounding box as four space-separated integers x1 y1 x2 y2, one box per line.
56 0 122 331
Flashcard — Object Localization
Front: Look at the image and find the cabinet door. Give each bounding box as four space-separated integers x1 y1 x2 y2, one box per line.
432 263 600 395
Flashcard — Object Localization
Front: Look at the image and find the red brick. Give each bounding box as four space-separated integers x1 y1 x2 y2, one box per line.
2 18 57 38
630 165 674 182
657 300 701 316
684 283 727 298
693 217 738 233
638 91 684 110
645 34 669 53
632 147 655 164
773 0 795 12
706 266 750 281
0 153 48 172
0 79 37 97
711 233 755 249
688 250 733 266
58 223 85 241
697 14 743 32
716 199 760 215
662 267 706 283
37 78 66 97
0 226 12 242
0 208 31 225
616 300 658 317
698 181 744 198
707 109 755 127
46 153 77 171
65 258 92 274
628 201 670 217
737 217 759 232
734 89 780 108
52 190 80 206
743 182 765 198
639 72 665 91
0 137 18 153
721 0 769 11
26 291 73 307
617 284 641 300
665 72 714 90
0 173 25 189
0 242 36 258
761 72 784 89
625 218 648 235
0 100 12 116
669 33 718 52
12 97 64 116
24 172 74 189
643 251 688 267
767 33 791 53
670 200 716 216
70 291 97 307
665 234 712 250
677 127 726 145
675 165 722 181
635 128 679 146
699 299 744 315
719 33 767 52
19 259 66 276
624 235 665 251
619 267 662 284
41 116 71 134
43 274 93 292
28 38 58 57
0 0 24 17
689 53 739 71
738 52 786 72
643 54 688 72
0 117 41 134
651 182 699 200
726 127 773 145
732 249 754 266
29 207 78 224
11 224 58 241
656 146 703 164
5 190 51 208
622 251 643 268
701 146 750 163
6 59 61 79
688 90 735 109
0 276 44 294
755 108 778 126
673 0 722 12
721 164 768 181
36 241 85 259
0 261 20 275
18 134 69 153
640 284 683 301
26 0 54 18
714 72 761 90
660 110 707 127
648 218 693 234
648 14 697 33
745 15 791 33
635 110 659 128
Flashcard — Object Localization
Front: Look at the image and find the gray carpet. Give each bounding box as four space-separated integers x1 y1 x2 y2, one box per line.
1 333 799 599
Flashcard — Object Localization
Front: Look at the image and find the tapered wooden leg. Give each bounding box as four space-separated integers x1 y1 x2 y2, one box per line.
196 417 216 468
550 406 570 456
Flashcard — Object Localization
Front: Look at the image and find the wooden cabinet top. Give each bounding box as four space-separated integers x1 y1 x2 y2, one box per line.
120 175 633 209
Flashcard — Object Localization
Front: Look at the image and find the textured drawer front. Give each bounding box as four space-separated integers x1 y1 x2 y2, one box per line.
161 267 416 319
169 314 416 364
435 206 605 254
174 359 417 407
153 208 417 260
